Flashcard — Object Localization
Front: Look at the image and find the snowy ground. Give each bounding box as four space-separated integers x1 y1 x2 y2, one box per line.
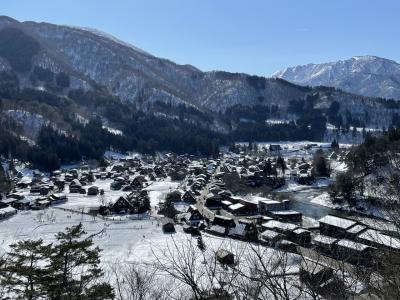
330 160 348 176
12 177 182 215
0 172 197 273
310 192 335 208
276 178 331 193
0 208 172 265
0 207 301 279
309 192 391 222
144 179 181 209
58 179 126 211
14 163 34 183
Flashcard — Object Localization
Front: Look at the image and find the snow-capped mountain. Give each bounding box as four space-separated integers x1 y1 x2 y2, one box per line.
0 15 311 113
0 15 398 131
273 55 400 100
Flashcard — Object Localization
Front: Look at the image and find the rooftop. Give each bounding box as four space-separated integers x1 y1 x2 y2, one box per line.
337 239 370 252
347 224 367 234
262 220 298 231
229 203 245 211
358 229 400 249
270 210 301 215
313 234 338 245
261 229 282 239
319 215 357 229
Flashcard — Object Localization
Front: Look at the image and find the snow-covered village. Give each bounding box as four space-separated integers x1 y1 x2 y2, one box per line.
1 140 399 299
1 1 400 299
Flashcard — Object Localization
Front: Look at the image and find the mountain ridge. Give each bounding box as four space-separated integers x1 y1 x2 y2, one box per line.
273 55 400 100
0 15 398 126
1 16 400 169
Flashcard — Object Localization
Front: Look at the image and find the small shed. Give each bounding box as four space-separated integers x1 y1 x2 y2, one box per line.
49 193 68 205
87 186 99 196
269 144 282 152
70 179 85 194
161 217 175 233
258 199 285 214
13 198 33 210
260 229 284 245
216 249 235 265
0 206 17 220
312 235 338 255
291 228 311 246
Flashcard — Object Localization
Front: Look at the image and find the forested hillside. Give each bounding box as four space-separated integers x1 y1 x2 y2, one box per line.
1 16 400 170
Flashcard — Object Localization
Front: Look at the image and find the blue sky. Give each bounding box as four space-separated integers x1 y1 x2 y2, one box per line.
1 0 400 76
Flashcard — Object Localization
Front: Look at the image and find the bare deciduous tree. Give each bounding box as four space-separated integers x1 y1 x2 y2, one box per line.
109 262 168 300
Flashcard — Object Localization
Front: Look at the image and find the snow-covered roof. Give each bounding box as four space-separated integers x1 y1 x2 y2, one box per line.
160 217 174 225
313 234 338 246
0 206 17 214
229 223 246 236
358 229 400 249
262 220 297 231
221 200 232 206
319 215 356 229
1 198 17 204
229 203 245 211
347 224 367 234
337 239 370 252
214 215 233 221
258 199 281 205
52 193 67 199
261 229 282 239
16 198 32 204
293 228 310 235
271 210 301 216
209 225 226 234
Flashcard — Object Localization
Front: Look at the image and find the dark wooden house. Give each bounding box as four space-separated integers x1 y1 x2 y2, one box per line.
318 215 358 238
161 217 175 233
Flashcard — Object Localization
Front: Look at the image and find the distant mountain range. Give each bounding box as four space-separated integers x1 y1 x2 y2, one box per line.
0 15 309 113
0 15 400 169
0 16 397 117
273 55 400 100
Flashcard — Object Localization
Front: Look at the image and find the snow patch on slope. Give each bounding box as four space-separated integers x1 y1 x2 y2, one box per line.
68 26 150 56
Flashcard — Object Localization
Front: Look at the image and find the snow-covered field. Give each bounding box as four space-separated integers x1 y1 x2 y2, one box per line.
58 178 126 211
276 178 331 193
10 176 181 215
0 167 300 279
0 175 193 270
0 206 301 282
0 207 178 265
144 179 180 208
